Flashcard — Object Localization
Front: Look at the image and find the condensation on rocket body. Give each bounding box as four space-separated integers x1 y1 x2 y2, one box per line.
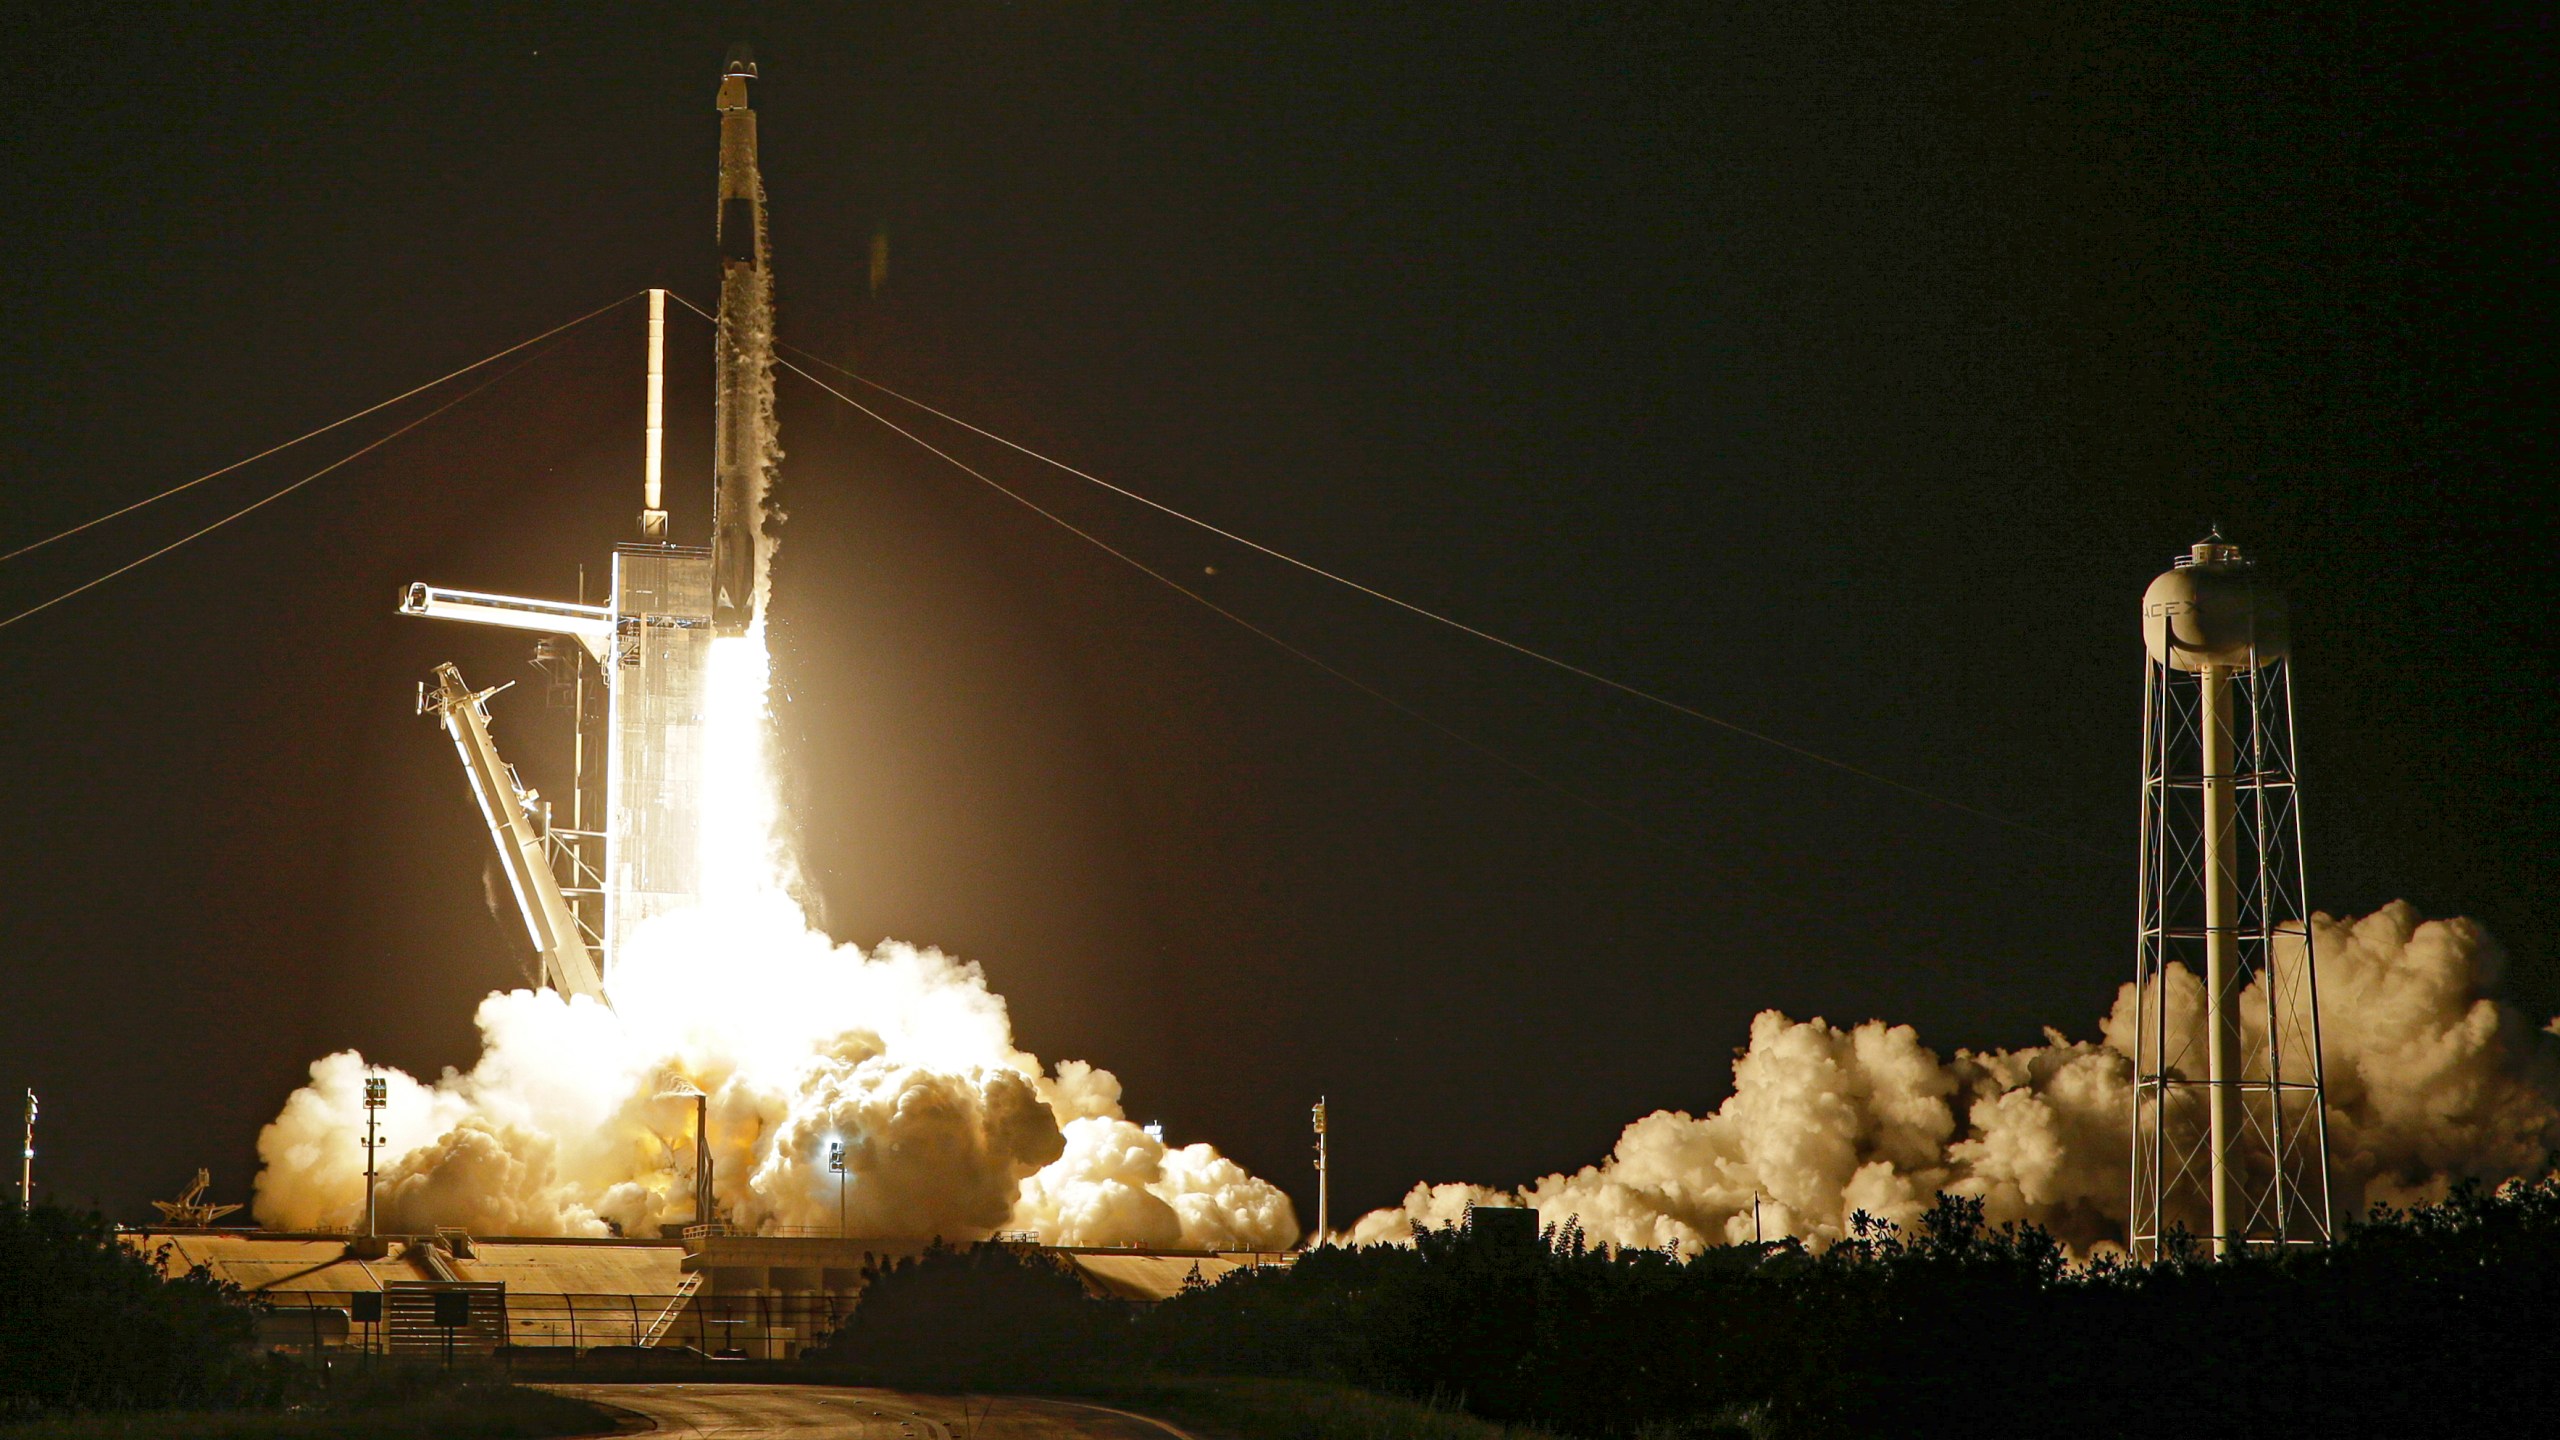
712 44 778 637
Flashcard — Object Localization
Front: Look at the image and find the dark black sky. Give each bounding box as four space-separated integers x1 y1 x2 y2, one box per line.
1 3 2545 1226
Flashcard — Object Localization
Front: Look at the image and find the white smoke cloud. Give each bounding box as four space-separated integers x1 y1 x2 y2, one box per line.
253 910 1297 1248
252 630 1296 1252
1348 904 2560 1253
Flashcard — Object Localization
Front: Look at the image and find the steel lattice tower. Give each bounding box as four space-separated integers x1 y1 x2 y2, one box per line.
2130 533 2332 1260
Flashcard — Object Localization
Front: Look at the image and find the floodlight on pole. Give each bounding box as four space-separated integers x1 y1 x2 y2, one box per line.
18 1090 35 1210
1311 1098 1329 1247
828 1141 847 1239
362 1075 386 1239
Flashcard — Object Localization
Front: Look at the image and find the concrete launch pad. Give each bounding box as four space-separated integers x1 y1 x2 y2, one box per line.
126 1228 1291 1359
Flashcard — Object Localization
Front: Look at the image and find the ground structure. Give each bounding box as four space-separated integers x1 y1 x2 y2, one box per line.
125 1229 1289 1359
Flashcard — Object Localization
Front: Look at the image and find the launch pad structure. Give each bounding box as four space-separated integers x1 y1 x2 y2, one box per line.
121 1226 1291 1360
401 46 774 1006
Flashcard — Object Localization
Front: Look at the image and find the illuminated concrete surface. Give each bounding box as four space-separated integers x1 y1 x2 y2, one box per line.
539 1383 1194 1439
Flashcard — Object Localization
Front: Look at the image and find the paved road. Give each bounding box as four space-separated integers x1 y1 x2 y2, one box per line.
540 1382 1196 1440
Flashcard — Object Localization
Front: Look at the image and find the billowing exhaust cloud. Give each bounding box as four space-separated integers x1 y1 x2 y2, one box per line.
1348 904 2560 1253
251 915 1298 1248
252 629 1298 1250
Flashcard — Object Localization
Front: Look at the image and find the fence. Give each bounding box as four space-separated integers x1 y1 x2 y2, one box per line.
256 1288 859 1361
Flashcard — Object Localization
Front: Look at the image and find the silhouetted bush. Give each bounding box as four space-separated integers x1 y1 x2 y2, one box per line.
807 1240 1134 1388
1142 1182 2560 1437
0 1203 259 1417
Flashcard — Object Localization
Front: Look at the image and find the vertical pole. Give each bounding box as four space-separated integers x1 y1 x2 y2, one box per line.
17 1090 32 1209
572 567 589 836
1311 1098 1329 1246
2200 663 2242 1257
2129 659 2156 1259
363 1076 384 1240
642 289 668 537
696 1095 715 1229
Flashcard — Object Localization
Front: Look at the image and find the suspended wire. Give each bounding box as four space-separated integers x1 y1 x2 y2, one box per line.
2 291 643 566
771 358 1705 851
0 336 577 634
714 309 2090 854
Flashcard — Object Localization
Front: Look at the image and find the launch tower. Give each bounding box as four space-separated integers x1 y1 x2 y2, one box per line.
400 46 777 998
2128 533 2332 1259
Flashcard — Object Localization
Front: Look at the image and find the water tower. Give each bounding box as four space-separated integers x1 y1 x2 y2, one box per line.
2129 531 2332 1259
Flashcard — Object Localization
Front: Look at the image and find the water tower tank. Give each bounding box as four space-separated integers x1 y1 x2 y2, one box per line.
2141 533 2287 671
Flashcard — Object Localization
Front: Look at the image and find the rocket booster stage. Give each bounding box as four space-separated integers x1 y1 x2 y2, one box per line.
711 43 775 636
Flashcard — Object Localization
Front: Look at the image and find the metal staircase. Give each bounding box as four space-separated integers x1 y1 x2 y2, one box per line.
638 1272 703 1347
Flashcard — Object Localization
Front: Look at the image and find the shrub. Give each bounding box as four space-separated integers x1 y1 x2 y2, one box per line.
0 1204 258 1417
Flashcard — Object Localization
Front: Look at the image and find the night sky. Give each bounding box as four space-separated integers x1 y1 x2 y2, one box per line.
1 4 2543 1227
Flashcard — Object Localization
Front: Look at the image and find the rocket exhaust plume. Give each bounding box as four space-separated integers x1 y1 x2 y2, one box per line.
253 614 1299 1248
1343 904 2560 1254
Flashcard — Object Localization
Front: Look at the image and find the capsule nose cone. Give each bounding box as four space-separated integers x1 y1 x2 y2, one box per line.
724 42 758 80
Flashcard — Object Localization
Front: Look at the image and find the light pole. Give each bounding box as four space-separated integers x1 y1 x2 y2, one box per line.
18 1090 35 1210
1311 1098 1328 1247
828 1141 846 1239
362 1075 386 1238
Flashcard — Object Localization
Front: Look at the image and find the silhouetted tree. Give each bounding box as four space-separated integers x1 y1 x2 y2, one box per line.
1138 1179 2560 1438
0 1202 257 1416
809 1240 1131 1388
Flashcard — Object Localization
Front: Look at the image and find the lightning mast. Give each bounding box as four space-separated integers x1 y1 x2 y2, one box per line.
2129 533 2332 1259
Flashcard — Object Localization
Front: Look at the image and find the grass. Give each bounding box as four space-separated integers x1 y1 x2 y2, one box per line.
1087 1377 1571 1440
0 1376 621 1440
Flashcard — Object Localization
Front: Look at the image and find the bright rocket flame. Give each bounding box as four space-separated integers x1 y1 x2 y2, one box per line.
250 624 1300 1248
699 627 780 906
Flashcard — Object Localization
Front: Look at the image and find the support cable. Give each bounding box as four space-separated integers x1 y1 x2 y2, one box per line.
0 337 578 633
2 292 642 565
694 298 2088 853
773 359 1701 851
